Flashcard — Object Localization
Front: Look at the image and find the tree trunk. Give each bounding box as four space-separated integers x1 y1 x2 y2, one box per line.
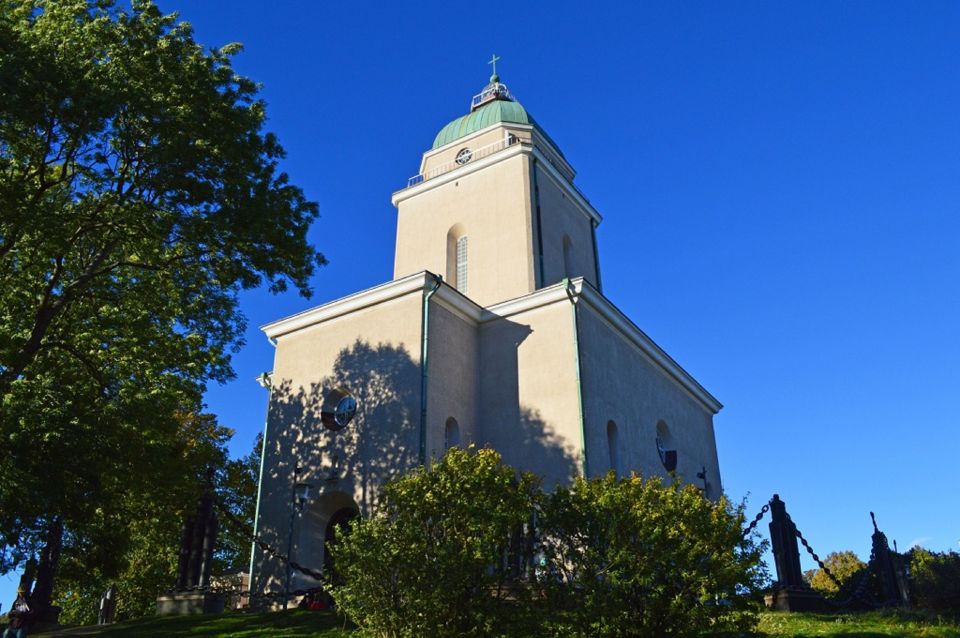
31 517 64 623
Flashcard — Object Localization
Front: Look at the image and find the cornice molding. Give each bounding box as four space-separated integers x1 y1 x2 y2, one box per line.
392 141 528 206
261 273 721 415
392 140 603 228
261 272 430 340
573 280 723 414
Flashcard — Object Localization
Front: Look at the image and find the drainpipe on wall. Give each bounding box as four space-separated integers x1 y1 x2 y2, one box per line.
531 157 545 288
590 219 603 293
419 273 443 466
248 370 274 596
564 278 589 478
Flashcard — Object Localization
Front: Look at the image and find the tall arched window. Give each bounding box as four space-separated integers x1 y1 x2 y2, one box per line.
562 234 574 279
444 417 461 450
446 224 468 294
455 236 468 294
606 420 619 476
656 420 677 472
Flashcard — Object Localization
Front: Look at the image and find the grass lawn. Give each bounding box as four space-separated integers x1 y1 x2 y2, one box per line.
757 611 960 637
21 609 960 637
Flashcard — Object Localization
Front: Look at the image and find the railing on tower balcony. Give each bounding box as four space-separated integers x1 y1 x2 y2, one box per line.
405 134 521 188
471 82 513 109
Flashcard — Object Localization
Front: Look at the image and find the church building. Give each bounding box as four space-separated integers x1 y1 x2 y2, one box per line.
249 68 723 595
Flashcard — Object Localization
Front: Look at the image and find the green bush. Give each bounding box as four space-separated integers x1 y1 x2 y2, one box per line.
537 472 766 638
327 446 539 638
329 450 764 637
909 548 960 611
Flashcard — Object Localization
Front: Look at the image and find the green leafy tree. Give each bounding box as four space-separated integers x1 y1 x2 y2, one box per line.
0 0 323 614
803 550 867 597
328 446 540 638
908 548 960 611
52 423 261 624
538 473 766 638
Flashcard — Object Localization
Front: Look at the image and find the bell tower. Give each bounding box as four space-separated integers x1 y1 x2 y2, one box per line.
391 64 603 308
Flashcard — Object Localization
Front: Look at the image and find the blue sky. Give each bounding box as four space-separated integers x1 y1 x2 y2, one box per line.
7 0 960 608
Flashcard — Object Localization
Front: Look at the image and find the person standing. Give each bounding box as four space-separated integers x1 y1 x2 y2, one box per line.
2 586 33 638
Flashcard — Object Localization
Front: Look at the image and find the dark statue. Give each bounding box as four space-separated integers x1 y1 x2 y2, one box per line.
175 468 219 591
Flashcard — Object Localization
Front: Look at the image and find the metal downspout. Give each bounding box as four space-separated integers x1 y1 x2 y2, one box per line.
590 219 603 293
419 274 443 466
531 157 545 288
564 278 588 478
248 371 274 595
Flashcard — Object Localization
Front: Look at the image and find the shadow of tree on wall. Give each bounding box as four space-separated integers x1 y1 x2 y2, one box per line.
251 336 578 595
509 405 579 490
252 339 419 595
479 317 580 489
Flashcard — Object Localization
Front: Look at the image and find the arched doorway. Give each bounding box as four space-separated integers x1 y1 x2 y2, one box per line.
296 491 359 590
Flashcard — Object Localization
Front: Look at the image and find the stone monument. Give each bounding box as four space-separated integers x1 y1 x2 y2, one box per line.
156 469 226 615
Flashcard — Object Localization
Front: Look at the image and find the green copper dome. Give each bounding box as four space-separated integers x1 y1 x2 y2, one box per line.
432 99 533 149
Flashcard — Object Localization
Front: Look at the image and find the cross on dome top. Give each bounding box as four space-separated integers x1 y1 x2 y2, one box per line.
488 53 501 83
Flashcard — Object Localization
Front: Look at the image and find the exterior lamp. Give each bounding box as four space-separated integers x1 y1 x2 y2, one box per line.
294 482 314 509
284 467 313 609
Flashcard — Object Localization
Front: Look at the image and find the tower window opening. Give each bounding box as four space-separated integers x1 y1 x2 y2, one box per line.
562 234 574 279
606 420 619 476
456 236 468 294
445 417 461 450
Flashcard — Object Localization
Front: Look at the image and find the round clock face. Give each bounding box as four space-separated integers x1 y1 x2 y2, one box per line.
455 148 473 165
333 395 357 428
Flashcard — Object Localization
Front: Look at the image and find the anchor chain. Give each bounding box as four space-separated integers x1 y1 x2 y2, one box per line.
214 498 325 582
793 521 845 592
741 503 770 539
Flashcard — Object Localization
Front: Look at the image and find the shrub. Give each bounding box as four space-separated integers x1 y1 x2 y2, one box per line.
330 452 764 637
909 548 960 611
537 472 766 638
327 446 539 638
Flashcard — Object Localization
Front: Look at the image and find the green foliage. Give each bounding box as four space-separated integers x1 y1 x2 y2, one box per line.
909 548 960 611
49 425 261 625
803 550 868 597
330 449 764 638
538 472 766 637
328 446 540 638
0 0 321 609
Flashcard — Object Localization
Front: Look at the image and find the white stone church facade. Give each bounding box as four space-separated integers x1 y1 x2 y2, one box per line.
249 74 723 595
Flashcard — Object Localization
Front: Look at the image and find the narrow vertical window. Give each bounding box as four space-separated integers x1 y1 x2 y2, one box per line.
562 234 574 279
455 236 468 294
445 417 461 450
606 420 619 476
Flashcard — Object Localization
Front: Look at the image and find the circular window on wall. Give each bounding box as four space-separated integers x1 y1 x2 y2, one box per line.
455 148 473 165
656 421 677 472
321 388 357 431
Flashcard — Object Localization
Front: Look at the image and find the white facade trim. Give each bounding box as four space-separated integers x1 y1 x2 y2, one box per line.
433 283 483 325
530 147 602 225
261 272 429 339
419 122 536 173
482 279 722 414
394 131 602 227
392 141 528 206
261 272 720 414
574 281 723 414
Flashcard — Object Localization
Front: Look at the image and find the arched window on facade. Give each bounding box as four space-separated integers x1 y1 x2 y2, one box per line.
444 417 461 450
455 236 468 294
446 224 468 294
606 420 619 476
562 234 574 279
656 420 677 472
